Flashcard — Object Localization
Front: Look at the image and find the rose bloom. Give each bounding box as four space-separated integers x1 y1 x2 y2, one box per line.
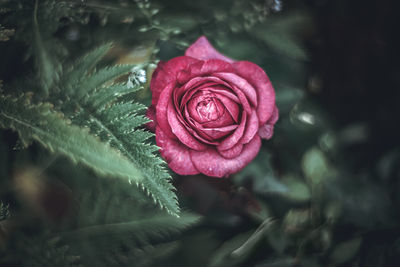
147 36 278 177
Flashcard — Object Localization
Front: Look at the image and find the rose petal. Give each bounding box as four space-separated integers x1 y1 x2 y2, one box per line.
167 98 208 151
184 107 237 142
185 36 234 63
177 59 234 84
201 109 235 128
217 142 243 159
176 76 231 101
216 93 240 123
230 84 252 115
240 109 259 144
233 61 276 125
156 127 199 175
156 83 177 138
180 82 220 108
200 124 238 140
208 85 240 103
217 111 247 150
258 105 279 140
190 135 261 177
214 72 258 107
268 105 279 125
187 91 224 123
150 56 199 106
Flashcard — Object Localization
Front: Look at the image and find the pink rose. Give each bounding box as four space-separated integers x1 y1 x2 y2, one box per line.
147 36 278 177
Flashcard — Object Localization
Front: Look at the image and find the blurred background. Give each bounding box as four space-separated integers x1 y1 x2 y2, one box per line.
1 0 400 266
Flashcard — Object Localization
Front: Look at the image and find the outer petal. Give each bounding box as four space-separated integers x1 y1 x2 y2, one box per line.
240 109 259 144
217 142 243 159
156 127 199 175
190 135 261 177
233 61 276 125
150 56 199 106
258 105 279 140
177 59 234 84
185 36 235 63
156 83 176 138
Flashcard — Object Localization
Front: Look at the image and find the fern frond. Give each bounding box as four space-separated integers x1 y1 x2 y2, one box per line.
84 83 143 110
0 93 145 186
57 44 179 216
62 42 113 87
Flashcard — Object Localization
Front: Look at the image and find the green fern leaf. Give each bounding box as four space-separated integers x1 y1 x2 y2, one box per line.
58 44 179 216
0 93 145 185
62 42 113 88
73 65 134 100
84 83 143 110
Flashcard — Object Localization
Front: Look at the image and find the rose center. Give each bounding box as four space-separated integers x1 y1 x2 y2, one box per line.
196 98 222 121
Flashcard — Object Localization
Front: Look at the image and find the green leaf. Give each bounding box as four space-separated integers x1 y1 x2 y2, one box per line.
251 13 312 61
0 93 144 185
301 147 332 189
330 237 362 264
33 0 61 96
62 42 113 88
76 65 134 99
63 211 200 244
61 211 200 266
283 209 310 233
281 175 311 203
210 219 275 267
59 44 179 216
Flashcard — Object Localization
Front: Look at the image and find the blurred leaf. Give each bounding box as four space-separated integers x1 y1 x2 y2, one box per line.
63 211 200 266
283 209 310 234
64 212 200 244
251 13 312 60
33 0 62 96
234 150 287 195
255 257 296 267
281 175 311 203
301 147 332 189
275 84 304 114
338 122 369 146
231 218 275 258
324 176 395 228
266 224 288 254
330 237 362 264
209 219 275 267
323 201 342 224
208 230 254 267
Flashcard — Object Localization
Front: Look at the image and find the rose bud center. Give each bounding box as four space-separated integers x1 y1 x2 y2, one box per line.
196 97 223 122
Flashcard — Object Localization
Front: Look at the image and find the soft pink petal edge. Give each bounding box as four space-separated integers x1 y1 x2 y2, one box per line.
150 56 199 106
233 61 276 125
258 105 279 140
156 127 199 175
185 36 235 63
190 135 261 178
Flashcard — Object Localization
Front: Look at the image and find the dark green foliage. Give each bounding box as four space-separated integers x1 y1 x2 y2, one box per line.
0 201 10 221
